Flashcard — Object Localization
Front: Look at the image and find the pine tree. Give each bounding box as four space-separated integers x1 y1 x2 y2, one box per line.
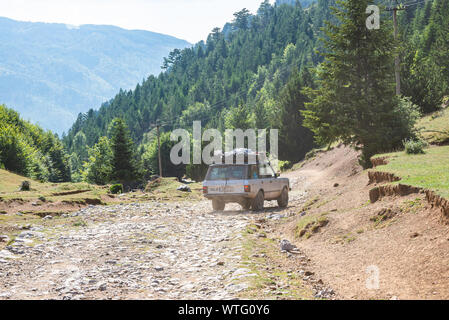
47 141 71 182
302 0 418 168
108 118 138 184
82 136 112 185
224 104 255 130
233 8 251 30
278 68 315 162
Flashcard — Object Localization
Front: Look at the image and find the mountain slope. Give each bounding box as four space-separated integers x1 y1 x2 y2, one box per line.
64 1 335 150
276 0 316 7
0 17 191 134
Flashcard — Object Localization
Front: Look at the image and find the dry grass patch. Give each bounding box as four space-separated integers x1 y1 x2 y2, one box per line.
295 214 329 239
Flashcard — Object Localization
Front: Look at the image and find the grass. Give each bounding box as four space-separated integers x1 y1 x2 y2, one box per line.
239 225 314 299
144 177 203 201
73 218 87 227
0 169 108 203
401 197 424 214
1 170 202 208
370 211 396 228
372 145 449 199
334 233 357 244
301 196 320 212
295 213 329 239
417 106 449 145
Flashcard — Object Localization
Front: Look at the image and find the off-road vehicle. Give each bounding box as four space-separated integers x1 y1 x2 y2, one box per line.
202 151 290 211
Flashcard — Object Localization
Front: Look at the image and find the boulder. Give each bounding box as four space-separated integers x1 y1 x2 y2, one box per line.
280 239 297 252
177 185 191 192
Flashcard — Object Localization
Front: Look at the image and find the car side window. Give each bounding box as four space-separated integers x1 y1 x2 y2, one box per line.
248 165 258 179
258 163 275 178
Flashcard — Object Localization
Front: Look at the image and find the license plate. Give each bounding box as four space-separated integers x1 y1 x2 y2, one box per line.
208 185 243 194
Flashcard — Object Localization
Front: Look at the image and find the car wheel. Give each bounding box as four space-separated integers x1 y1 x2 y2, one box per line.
212 199 225 211
277 188 289 208
240 199 251 211
251 191 264 211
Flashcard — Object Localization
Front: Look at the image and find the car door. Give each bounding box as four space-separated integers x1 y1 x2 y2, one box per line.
268 163 282 198
258 163 276 199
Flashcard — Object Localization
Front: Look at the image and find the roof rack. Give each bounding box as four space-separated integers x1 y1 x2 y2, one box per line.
214 149 268 164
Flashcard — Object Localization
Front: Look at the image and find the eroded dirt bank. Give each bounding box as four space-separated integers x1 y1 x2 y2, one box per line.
275 145 449 300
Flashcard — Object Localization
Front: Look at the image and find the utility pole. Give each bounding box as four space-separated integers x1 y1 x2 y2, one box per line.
388 1 405 96
150 120 164 178
156 120 163 178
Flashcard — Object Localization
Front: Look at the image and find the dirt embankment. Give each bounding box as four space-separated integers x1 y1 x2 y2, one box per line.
369 184 422 203
368 160 449 224
277 144 449 300
367 171 401 184
371 157 389 167
426 190 449 223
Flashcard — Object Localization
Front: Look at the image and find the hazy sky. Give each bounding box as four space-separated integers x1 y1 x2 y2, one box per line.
0 0 272 43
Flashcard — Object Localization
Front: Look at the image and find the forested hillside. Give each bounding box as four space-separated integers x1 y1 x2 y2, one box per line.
276 0 316 7
399 0 449 113
62 0 448 183
0 105 71 182
63 0 335 176
0 17 190 134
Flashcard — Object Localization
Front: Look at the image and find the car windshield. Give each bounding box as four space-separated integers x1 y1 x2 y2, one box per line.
207 165 247 181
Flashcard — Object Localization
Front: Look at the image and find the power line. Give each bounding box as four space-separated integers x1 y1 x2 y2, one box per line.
402 0 433 8
384 0 435 95
385 0 433 10
151 62 298 129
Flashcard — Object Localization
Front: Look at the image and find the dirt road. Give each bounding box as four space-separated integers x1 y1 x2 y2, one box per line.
1 201 260 299
0 173 338 300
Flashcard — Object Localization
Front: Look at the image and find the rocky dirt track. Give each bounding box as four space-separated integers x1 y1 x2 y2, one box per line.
0 175 339 300
0 201 262 300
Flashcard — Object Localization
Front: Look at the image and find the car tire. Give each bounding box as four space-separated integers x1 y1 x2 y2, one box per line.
251 191 264 211
240 199 251 211
277 188 289 208
212 199 225 211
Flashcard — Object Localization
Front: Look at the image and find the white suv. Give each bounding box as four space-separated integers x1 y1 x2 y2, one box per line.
203 162 290 211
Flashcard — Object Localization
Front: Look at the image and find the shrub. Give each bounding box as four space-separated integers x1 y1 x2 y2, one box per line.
20 181 31 191
442 96 449 108
109 184 123 194
145 178 161 192
73 218 87 227
278 160 292 172
403 139 427 154
305 149 316 160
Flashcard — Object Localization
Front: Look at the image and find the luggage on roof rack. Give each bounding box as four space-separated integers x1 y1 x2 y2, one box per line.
214 149 268 164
